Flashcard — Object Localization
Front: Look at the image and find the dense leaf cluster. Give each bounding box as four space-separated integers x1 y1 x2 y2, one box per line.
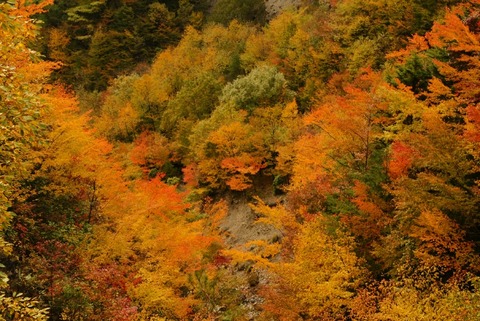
4 0 480 320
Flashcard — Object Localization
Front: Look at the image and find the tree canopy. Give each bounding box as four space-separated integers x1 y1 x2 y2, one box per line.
3 0 480 320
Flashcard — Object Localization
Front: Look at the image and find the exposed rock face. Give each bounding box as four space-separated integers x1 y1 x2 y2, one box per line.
219 175 282 247
218 175 283 319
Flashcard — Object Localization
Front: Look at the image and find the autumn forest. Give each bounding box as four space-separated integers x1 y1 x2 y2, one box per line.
1 0 480 320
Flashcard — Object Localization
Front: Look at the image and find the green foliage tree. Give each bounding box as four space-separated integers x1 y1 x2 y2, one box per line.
40 0 207 90
159 72 223 134
208 0 266 25
110 21 256 141
220 65 293 112
241 9 339 109
95 74 141 141
333 0 462 75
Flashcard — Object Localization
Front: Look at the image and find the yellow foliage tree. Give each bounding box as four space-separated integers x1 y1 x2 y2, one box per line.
0 1 53 319
197 121 266 190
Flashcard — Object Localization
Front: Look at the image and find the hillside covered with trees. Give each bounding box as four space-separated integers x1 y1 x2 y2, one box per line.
2 0 480 320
